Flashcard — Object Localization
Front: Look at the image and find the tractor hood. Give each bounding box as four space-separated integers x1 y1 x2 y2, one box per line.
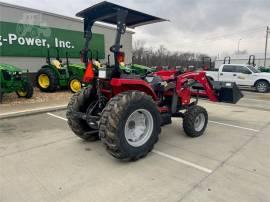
70 63 85 69
76 1 168 28
131 64 153 71
0 63 22 72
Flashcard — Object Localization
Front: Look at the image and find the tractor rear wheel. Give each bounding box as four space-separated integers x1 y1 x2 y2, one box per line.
68 77 82 93
36 68 58 92
66 86 99 141
16 80 33 98
100 91 161 161
183 105 208 137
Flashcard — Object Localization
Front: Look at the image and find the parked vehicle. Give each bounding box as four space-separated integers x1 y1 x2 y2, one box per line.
206 64 270 93
66 1 243 161
0 63 33 103
36 49 85 93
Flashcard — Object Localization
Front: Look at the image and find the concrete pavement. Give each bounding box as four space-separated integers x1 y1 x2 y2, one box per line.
0 94 270 202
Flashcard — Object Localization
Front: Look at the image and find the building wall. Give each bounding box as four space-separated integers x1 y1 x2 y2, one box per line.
0 2 133 72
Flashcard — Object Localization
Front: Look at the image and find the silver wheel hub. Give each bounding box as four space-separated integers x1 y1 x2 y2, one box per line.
257 83 267 91
124 109 154 147
194 113 206 132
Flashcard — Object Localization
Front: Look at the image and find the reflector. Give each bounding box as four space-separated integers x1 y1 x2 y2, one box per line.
117 52 125 63
83 62 94 83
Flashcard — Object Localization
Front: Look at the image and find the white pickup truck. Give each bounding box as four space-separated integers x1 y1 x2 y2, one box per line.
206 64 270 93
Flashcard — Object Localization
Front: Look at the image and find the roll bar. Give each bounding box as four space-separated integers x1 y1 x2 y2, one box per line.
248 55 256 66
223 56 231 64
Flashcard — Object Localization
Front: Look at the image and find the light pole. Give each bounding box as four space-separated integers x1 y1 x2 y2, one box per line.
237 38 242 54
264 26 269 67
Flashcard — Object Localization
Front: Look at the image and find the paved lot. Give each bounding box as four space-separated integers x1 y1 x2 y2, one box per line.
0 91 270 202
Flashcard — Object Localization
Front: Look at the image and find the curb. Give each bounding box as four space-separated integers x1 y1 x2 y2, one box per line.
0 105 67 120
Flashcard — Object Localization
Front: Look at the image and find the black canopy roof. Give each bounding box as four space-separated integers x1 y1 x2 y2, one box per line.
76 1 167 28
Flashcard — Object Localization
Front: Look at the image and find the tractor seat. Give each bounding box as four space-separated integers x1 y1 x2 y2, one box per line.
145 75 163 92
51 60 62 69
120 73 141 79
145 75 176 92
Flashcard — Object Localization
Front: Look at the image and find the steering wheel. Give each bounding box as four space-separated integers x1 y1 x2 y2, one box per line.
110 45 123 53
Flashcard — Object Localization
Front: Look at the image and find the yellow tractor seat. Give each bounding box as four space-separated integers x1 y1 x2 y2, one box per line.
93 60 102 68
51 60 62 69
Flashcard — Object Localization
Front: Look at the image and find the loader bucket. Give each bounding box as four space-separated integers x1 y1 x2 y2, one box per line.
212 81 243 104
191 81 243 104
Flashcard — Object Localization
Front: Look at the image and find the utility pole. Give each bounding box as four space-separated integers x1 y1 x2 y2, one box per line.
264 26 269 67
237 38 242 54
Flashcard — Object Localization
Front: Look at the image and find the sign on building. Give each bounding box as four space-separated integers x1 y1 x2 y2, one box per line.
0 21 105 59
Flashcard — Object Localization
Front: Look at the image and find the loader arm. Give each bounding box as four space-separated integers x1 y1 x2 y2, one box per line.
175 71 243 105
176 71 218 103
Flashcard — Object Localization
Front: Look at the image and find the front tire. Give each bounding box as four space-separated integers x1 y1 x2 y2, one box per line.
68 77 82 93
66 86 100 141
183 105 208 137
255 81 269 93
100 91 161 161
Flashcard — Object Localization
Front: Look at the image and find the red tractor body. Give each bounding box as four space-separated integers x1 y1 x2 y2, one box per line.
66 1 243 161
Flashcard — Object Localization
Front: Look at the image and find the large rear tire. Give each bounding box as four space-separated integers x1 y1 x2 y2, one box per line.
36 68 58 92
16 80 33 98
183 105 208 137
66 86 99 141
100 91 161 161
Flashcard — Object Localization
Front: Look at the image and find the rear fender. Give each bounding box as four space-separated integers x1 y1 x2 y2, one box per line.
110 78 158 101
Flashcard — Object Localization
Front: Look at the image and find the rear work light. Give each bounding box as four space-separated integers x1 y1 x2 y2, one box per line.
82 62 94 83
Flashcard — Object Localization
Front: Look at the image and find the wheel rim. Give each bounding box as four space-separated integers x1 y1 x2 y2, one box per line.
257 83 267 92
38 74 50 88
70 79 81 92
124 109 154 147
17 90 27 97
194 113 206 132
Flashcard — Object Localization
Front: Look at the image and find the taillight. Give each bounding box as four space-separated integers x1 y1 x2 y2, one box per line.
117 52 125 63
83 62 94 83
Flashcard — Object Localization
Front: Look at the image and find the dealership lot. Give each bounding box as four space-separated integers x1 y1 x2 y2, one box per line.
0 91 270 202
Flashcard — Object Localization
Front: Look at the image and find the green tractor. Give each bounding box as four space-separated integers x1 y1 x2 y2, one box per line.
247 55 270 73
122 63 154 75
36 49 85 93
0 63 33 103
106 52 154 76
258 66 270 73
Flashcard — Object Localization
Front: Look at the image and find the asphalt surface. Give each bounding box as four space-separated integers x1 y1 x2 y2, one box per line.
0 90 270 202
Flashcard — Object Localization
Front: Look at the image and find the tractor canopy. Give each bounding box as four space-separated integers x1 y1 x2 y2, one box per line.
77 1 168 77
0 64 22 73
76 1 167 28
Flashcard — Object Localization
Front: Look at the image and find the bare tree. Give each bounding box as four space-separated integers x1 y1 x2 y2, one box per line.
132 40 212 69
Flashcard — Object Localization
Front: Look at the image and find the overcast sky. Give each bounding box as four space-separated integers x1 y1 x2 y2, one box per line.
2 0 270 57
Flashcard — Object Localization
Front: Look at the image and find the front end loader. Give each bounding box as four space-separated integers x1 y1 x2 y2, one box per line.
66 1 243 161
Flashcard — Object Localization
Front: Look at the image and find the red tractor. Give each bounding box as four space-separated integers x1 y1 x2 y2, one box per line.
67 2 243 161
